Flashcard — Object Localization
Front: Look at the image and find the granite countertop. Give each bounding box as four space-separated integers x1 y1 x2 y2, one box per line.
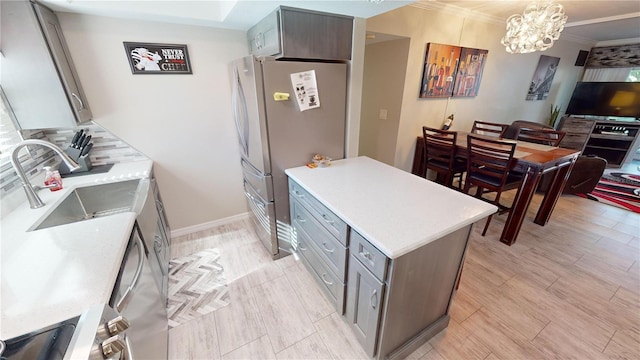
0 160 153 340
285 156 497 259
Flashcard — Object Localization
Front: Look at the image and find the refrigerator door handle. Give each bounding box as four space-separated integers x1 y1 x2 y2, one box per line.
241 157 267 178
232 66 249 156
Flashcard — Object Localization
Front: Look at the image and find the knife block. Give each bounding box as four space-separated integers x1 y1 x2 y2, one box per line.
59 147 92 175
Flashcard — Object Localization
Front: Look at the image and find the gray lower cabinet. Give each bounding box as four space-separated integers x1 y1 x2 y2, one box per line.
289 179 347 313
136 174 170 305
345 253 385 358
288 177 473 359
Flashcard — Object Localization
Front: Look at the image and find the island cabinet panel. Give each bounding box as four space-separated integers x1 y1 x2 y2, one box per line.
288 176 475 359
345 254 385 358
289 179 348 313
377 225 471 359
290 198 347 281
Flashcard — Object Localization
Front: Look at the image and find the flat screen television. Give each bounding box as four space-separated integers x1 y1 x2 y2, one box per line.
565 82 640 118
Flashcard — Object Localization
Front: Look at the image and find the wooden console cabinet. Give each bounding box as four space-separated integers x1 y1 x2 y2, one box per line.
558 116 640 167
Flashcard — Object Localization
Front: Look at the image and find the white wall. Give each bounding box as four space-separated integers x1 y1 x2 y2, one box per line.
365 6 590 171
57 13 249 231
360 38 410 165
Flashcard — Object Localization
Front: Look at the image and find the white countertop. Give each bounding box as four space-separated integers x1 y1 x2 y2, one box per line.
285 156 497 259
0 160 153 340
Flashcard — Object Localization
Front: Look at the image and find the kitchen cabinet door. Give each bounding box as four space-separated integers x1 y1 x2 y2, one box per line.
0 0 91 130
345 255 385 358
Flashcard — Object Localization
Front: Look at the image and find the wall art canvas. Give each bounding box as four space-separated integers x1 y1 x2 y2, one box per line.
419 43 462 98
123 42 192 74
586 43 640 68
526 55 560 100
452 48 489 97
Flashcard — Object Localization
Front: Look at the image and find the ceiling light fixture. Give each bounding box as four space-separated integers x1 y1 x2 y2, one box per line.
501 1 568 54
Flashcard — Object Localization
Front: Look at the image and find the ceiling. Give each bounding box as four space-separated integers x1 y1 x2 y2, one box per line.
38 0 640 44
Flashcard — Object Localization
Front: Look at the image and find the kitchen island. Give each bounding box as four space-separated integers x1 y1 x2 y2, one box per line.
285 156 496 359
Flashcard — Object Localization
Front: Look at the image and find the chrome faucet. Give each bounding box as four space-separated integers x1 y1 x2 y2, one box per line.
10 139 80 209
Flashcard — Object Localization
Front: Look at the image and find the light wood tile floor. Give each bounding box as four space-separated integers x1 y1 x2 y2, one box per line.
169 191 640 359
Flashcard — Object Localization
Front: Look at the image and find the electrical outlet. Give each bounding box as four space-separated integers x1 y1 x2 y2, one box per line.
379 109 388 120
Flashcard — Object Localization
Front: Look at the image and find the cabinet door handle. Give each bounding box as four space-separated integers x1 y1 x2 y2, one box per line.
321 273 334 286
71 92 85 111
370 290 378 309
360 248 373 262
321 214 334 224
296 215 306 223
116 232 144 312
321 241 335 254
294 190 305 198
155 200 164 213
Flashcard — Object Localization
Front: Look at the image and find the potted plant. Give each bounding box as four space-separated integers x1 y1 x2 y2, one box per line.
548 104 561 129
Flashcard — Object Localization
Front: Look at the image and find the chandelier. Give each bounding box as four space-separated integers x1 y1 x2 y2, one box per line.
501 1 568 54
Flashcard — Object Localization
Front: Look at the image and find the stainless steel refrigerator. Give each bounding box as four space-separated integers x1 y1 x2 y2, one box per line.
231 56 347 258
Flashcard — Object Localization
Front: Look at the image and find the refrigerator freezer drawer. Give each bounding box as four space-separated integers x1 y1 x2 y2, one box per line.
242 157 274 202
243 179 277 255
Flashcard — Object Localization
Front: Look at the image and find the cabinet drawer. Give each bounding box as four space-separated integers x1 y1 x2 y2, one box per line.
297 232 345 313
560 118 594 134
291 197 347 281
289 180 348 245
349 229 388 281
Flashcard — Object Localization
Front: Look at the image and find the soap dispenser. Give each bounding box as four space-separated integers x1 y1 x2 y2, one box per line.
43 166 63 191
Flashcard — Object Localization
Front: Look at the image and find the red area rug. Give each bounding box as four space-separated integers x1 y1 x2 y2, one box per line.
576 173 640 213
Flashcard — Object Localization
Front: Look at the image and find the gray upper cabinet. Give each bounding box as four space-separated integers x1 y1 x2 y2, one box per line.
248 6 353 61
1 0 92 130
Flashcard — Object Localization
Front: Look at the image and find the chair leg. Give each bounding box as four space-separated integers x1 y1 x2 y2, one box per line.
481 214 493 236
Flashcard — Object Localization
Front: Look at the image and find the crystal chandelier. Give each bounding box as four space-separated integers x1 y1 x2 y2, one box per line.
501 1 568 54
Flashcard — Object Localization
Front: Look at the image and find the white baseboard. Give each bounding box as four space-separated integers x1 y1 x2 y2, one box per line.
170 212 250 238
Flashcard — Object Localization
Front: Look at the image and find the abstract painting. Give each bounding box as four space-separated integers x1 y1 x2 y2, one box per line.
452 48 489 97
419 43 462 98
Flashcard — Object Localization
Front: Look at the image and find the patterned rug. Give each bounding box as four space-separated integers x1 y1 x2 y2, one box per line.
577 172 640 213
167 248 230 328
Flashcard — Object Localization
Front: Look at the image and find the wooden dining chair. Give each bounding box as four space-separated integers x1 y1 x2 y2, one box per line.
470 120 508 138
463 134 523 236
422 126 466 189
516 127 566 146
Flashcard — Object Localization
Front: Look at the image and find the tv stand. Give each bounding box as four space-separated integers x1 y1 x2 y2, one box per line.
558 116 640 168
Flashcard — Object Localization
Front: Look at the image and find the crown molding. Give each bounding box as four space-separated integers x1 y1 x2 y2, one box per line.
565 12 640 28
595 37 640 47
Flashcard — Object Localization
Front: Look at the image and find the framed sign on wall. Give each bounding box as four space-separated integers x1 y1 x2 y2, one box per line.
123 42 192 74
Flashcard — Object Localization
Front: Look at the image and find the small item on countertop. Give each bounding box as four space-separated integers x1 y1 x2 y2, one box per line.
310 154 331 168
71 130 82 148
79 134 91 150
80 142 93 157
76 133 86 149
43 166 63 191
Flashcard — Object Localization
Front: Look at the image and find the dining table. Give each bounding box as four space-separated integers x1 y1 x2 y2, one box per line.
411 133 581 246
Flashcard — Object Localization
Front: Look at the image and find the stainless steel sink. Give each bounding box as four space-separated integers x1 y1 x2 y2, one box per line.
30 179 141 231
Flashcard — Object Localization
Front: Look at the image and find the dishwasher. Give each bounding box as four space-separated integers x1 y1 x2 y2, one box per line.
110 222 168 359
